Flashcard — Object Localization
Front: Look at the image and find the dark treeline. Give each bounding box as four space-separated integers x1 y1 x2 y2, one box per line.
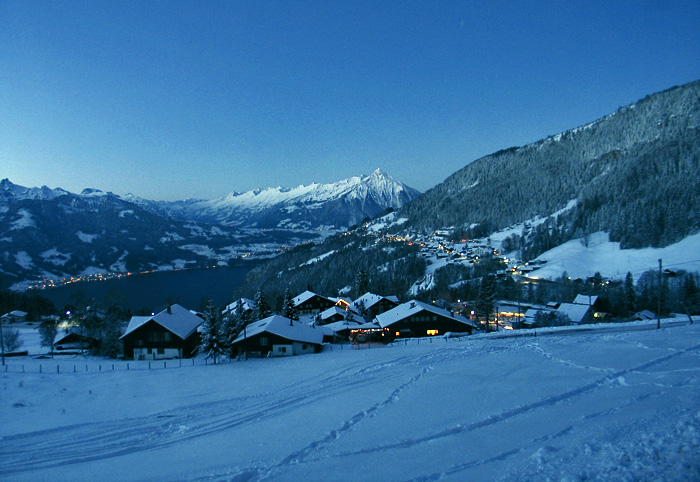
0 289 56 319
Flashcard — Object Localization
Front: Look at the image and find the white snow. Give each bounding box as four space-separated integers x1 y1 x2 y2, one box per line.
10 209 35 230
118 210 134 218
40 248 71 266
14 251 34 270
1 320 698 481
300 250 336 267
76 231 99 243
531 231 700 281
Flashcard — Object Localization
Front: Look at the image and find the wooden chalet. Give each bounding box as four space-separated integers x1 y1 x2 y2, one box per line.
352 292 399 319
120 304 204 360
376 300 477 340
292 290 336 316
230 315 324 357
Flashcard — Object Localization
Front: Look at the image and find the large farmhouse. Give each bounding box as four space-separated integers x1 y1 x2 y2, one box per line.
230 315 324 357
376 300 476 339
120 304 204 360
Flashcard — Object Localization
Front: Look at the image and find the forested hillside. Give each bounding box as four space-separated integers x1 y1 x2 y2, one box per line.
401 81 700 249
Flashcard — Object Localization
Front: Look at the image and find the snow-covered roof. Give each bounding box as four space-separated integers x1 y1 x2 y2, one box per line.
573 294 598 305
375 300 475 329
292 290 330 307
120 305 203 340
556 303 591 323
223 298 254 314
323 319 365 333
2 310 28 318
353 292 399 310
232 315 324 345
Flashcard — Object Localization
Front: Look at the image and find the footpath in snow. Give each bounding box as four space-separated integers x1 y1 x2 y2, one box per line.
1 319 699 481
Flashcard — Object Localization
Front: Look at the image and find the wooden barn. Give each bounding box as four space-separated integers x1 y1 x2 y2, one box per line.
120 304 204 360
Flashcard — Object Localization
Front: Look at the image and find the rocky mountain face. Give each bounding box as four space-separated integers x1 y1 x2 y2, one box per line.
129 168 420 230
0 170 419 288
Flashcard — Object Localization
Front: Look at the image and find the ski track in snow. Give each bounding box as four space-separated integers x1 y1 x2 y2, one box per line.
2 331 699 481
185 339 700 482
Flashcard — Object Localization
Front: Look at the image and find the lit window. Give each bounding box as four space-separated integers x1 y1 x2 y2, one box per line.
427 330 439 336
396 332 400 337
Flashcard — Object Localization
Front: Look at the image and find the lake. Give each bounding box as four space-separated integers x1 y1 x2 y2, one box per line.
37 264 257 312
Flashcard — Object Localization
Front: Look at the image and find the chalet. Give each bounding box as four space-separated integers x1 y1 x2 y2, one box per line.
223 297 254 316
292 290 336 316
1 310 28 323
230 315 324 357
352 292 400 319
120 304 204 360
376 300 477 340
323 318 365 341
53 330 99 352
556 303 592 324
318 305 361 325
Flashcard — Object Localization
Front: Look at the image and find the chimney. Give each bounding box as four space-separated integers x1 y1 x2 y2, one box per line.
167 305 172 314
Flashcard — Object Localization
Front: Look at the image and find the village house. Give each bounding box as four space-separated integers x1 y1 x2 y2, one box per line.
1 310 28 323
292 290 336 316
376 300 477 340
120 304 204 360
352 292 400 319
53 329 99 352
230 314 324 357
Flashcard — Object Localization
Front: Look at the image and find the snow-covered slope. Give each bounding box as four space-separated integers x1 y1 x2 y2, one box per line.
2 320 699 481
145 168 420 229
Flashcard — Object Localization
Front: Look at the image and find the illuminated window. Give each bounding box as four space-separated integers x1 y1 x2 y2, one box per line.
396 332 400 337
427 330 439 336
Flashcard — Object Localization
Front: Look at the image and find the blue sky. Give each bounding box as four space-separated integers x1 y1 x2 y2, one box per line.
2 1 699 201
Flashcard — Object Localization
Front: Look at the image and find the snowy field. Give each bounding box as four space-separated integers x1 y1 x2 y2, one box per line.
2 321 700 481
529 231 700 282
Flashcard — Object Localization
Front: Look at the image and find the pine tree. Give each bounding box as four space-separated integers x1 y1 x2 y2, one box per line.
200 300 224 363
477 274 497 331
355 268 369 296
282 288 298 321
252 290 271 321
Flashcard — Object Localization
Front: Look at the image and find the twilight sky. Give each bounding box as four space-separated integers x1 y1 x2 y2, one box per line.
2 1 699 201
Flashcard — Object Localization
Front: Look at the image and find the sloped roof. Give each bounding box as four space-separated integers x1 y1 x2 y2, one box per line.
353 292 399 310
556 303 591 323
223 298 254 314
232 315 324 345
323 319 365 333
120 305 203 340
375 300 475 329
292 290 329 307
573 294 598 305
2 310 28 318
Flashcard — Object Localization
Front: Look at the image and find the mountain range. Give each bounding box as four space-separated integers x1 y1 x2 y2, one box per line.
0 169 420 289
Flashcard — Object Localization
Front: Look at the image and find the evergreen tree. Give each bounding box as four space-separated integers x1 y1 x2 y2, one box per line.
477 274 497 331
252 290 271 321
200 300 224 363
282 288 298 320
355 268 370 296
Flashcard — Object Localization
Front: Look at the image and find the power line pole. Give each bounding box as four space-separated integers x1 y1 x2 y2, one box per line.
657 258 662 330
